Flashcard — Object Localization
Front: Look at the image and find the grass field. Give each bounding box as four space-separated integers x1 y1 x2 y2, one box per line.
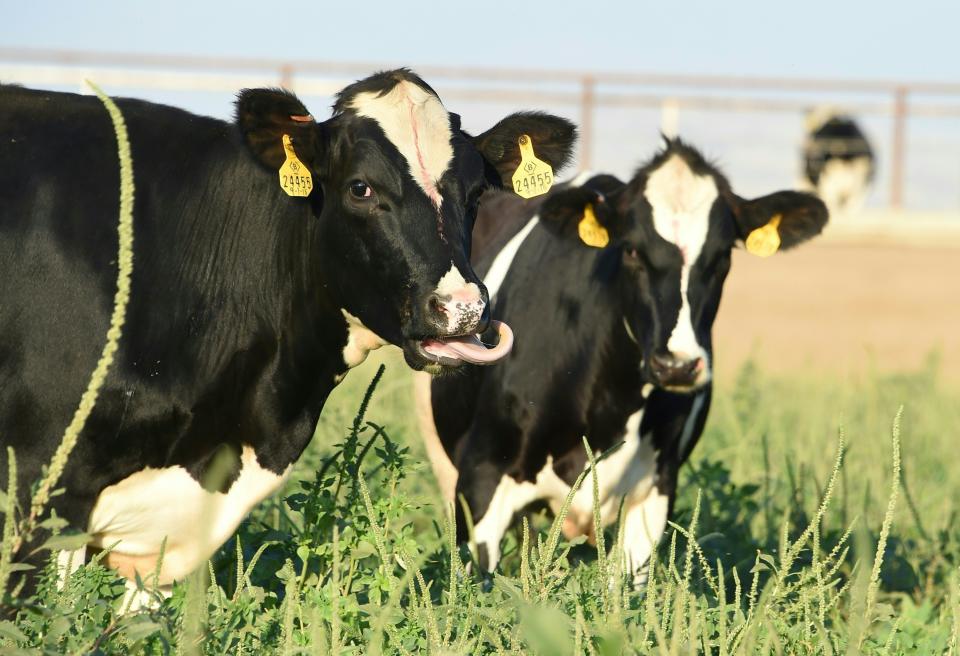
2 346 959 655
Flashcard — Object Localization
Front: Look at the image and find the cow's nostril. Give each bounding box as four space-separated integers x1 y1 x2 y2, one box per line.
428 294 447 315
685 357 704 376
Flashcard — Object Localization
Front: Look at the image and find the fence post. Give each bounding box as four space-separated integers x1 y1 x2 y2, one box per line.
579 75 595 172
280 64 294 91
890 86 908 210
660 98 680 138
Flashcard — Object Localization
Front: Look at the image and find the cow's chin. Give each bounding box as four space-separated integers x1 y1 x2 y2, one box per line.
655 371 713 395
402 340 464 375
401 320 515 375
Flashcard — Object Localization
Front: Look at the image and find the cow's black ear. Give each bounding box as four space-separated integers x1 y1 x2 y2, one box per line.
731 190 828 253
236 88 322 171
473 112 577 188
539 186 624 248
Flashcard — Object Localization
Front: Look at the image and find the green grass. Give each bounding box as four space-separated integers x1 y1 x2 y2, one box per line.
2 350 960 654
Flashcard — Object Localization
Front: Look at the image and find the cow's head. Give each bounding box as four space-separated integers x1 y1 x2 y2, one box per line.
237 70 576 373
539 139 827 392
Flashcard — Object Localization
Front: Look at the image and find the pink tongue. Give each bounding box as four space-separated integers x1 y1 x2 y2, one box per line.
422 320 514 365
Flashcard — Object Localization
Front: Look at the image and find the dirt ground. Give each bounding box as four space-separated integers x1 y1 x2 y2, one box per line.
713 236 960 382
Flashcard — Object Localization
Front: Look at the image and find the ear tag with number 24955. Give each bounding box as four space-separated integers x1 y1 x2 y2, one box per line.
511 134 554 199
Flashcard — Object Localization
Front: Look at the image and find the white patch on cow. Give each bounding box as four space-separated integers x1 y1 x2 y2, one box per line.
87 446 290 585
349 81 453 208
56 546 86 591
644 154 714 377
472 458 569 571
677 391 707 457
622 485 670 583
341 308 388 369
413 371 459 505
569 411 656 523
472 410 662 573
483 216 539 300
435 263 477 300
472 476 535 570
817 156 872 216
433 262 484 334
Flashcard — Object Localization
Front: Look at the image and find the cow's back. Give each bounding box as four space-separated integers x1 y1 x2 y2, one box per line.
471 190 547 276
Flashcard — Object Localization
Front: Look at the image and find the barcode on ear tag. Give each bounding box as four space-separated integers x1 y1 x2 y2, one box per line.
278 134 313 198
511 135 554 199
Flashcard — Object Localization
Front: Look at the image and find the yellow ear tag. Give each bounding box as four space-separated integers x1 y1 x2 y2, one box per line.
278 134 313 198
578 203 609 248
511 134 554 199
745 214 782 257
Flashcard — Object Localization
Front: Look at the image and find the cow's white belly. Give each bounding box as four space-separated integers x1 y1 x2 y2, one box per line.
87 446 290 585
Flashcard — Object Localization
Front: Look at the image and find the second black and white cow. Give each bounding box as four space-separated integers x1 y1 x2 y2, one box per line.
802 108 875 215
0 70 576 604
417 138 827 576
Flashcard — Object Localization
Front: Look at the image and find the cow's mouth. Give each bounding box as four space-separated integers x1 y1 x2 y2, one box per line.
406 320 514 372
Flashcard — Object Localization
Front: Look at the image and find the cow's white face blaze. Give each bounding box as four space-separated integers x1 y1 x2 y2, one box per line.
349 80 453 209
644 154 715 388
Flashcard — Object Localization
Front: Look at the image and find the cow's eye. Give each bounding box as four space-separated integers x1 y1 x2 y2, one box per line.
348 180 373 199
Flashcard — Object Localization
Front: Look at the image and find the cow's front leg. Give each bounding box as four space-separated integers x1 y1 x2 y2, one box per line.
456 459 544 573
621 466 677 586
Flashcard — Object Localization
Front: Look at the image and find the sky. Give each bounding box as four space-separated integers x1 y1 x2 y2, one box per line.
2 1 957 81
2 0 959 208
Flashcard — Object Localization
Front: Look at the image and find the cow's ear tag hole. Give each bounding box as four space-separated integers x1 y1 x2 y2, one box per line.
511 134 554 199
745 214 782 257
578 204 609 248
278 134 313 198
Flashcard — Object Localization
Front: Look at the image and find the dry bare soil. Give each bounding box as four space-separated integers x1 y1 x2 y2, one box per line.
714 236 960 380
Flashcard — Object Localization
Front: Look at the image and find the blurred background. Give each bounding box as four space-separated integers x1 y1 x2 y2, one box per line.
2 1 958 381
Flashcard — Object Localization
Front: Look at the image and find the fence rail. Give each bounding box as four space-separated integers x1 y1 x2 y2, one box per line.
3 48 959 211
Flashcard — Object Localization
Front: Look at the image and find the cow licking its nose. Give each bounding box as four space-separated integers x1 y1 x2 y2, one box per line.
650 352 705 390
428 265 488 336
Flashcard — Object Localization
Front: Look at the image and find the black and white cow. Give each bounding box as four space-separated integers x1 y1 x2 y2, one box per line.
0 70 576 604
417 138 827 577
802 108 875 215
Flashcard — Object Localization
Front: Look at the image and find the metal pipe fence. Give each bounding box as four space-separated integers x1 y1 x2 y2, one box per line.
2 48 959 212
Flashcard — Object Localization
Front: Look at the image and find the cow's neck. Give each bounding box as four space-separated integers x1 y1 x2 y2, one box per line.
581 315 648 447
254 249 355 473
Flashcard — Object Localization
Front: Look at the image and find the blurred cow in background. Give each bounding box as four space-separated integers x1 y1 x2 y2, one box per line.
802 108 876 216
